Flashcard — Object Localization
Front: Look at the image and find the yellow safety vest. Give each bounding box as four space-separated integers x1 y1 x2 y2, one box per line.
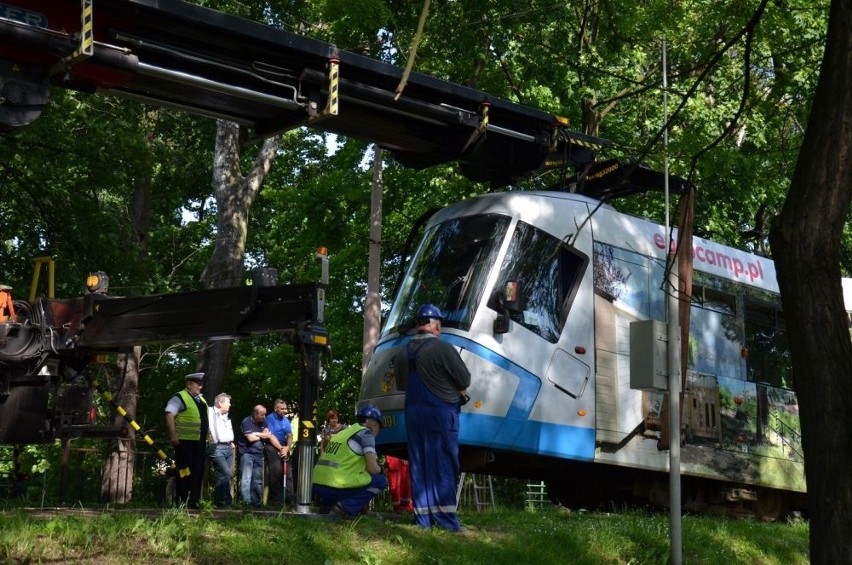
312 424 371 489
175 390 207 440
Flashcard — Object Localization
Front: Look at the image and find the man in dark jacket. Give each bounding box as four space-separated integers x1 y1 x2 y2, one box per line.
395 304 471 532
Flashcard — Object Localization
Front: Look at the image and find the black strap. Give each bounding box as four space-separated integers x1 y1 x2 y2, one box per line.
406 339 435 372
406 341 418 373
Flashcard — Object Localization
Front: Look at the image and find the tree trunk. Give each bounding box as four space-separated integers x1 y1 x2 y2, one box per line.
200 120 280 398
768 1 852 562
576 2 601 137
100 109 160 504
362 145 384 376
129 109 159 252
100 346 141 504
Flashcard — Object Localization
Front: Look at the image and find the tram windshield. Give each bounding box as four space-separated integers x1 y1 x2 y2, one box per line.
384 213 589 342
383 214 511 335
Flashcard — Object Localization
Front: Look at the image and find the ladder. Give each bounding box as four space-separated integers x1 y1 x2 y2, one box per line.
525 480 549 509
456 473 495 512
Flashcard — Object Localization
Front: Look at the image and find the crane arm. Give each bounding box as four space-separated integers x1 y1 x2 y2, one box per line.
0 0 604 186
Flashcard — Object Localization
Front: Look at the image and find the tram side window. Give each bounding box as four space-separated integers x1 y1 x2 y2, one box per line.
593 242 664 320
689 282 744 380
491 221 588 343
697 286 736 315
744 299 792 389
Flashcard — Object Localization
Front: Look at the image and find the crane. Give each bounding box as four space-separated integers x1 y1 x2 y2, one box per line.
0 0 611 187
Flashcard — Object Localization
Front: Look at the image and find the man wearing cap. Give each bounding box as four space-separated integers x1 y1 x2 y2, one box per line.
394 303 471 532
164 372 209 509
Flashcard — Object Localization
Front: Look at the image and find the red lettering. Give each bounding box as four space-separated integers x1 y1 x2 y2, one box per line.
654 233 677 254
650 235 767 284
748 263 760 282
733 259 744 277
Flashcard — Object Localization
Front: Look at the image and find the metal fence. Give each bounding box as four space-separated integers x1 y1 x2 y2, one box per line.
58 444 171 506
3 441 537 510
1 439 171 507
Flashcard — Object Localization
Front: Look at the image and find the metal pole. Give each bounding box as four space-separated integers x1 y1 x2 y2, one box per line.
667 268 683 564
294 348 320 514
662 36 683 565
293 248 329 514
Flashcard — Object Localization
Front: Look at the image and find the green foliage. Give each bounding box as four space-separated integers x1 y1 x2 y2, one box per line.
0 90 216 295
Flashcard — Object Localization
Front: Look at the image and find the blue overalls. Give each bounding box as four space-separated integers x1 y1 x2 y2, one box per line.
405 341 462 531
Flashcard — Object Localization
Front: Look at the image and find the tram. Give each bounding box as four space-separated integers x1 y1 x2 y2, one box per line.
359 190 850 517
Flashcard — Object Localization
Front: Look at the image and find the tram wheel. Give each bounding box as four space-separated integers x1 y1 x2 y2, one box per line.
755 488 787 522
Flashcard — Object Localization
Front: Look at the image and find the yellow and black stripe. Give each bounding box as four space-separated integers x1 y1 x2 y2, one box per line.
89 376 175 472
51 0 94 75
308 58 339 125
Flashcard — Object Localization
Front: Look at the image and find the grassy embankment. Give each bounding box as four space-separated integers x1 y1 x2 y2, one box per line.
0 506 809 564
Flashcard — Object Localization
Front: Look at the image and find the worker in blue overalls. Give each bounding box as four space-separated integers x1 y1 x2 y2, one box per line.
395 304 471 532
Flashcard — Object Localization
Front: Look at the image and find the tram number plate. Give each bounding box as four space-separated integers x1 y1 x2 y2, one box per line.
382 414 396 429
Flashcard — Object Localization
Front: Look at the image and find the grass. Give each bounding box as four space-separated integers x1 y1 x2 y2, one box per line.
0 506 809 564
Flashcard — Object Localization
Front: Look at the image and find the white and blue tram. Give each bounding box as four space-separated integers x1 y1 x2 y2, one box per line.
359 190 849 517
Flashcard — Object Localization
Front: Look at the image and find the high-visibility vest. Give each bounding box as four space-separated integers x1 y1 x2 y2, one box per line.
175 390 207 440
312 424 371 489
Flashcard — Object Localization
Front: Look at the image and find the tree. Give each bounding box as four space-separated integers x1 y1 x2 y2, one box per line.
768 0 852 562
376 0 827 250
362 145 384 375
99 108 160 504
100 346 141 504
198 121 280 400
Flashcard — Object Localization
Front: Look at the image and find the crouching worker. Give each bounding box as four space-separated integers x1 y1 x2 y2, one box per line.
312 405 388 517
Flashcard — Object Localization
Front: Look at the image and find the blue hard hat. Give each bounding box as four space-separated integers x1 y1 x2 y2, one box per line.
417 303 443 321
357 404 383 427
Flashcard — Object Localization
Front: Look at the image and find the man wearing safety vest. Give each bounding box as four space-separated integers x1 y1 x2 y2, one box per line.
312 405 388 517
164 372 209 509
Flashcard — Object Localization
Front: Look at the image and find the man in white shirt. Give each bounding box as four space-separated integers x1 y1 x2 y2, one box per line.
207 392 235 507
